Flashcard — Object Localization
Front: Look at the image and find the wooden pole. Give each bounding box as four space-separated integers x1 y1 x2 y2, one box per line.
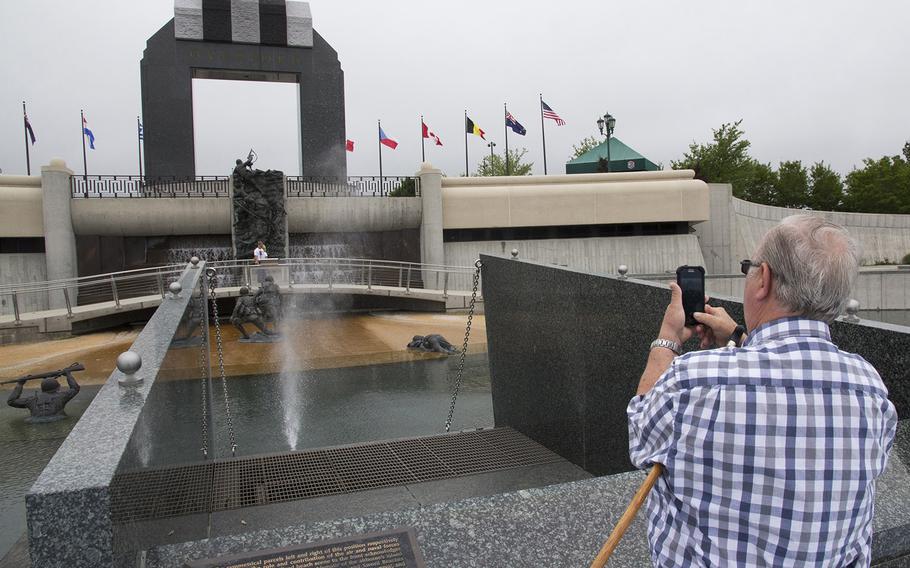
589 464 663 568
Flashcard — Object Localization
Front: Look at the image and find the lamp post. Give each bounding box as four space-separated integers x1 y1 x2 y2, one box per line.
487 141 497 173
596 112 616 172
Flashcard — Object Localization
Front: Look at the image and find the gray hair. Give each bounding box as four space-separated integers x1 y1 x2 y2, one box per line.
753 214 860 323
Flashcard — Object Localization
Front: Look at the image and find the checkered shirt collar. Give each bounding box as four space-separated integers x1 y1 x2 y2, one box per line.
743 316 832 347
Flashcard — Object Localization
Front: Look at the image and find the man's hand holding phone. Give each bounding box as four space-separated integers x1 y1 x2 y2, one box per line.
693 305 738 349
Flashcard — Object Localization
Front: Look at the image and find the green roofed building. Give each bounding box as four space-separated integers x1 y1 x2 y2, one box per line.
565 137 660 174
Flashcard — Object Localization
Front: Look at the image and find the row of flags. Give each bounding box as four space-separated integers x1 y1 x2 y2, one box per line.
19 97 567 177
20 103 151 177
25 108 99 150
347 98 567 175
347 99 565 150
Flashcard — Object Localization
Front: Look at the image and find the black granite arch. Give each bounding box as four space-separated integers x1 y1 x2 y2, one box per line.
140 19 345 178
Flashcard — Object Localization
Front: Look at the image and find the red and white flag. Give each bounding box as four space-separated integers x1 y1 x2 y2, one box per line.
345 139 354 152
422 121 443 146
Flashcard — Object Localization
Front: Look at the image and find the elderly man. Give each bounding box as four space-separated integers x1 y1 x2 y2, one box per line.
628 215 897 567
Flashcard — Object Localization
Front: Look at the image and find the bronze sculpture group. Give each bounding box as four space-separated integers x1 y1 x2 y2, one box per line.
231 275 282 341
232 152 287 260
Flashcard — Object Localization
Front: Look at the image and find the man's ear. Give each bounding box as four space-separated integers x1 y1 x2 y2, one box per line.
755 262 773 301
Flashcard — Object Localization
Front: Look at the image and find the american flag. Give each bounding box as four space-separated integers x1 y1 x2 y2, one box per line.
541 100 565 126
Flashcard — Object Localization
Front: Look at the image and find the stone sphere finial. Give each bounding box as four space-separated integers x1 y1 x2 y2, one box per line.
510 249 519 259
117 351 143 386
168 281 182 299
844 299 861 322
617 264 629 279
190 256 200 268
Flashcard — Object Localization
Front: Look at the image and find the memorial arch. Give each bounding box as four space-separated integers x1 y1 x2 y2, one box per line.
140 0 345 178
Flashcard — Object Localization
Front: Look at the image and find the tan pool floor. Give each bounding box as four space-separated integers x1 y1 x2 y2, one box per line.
0 312 486 387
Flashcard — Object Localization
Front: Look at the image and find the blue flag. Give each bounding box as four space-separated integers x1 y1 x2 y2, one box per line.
138 121 144 141
83 115 95 149
506 112 526 136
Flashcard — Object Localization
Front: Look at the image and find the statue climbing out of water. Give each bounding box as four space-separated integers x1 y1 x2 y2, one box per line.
230 286 274 340
5 362 83 423
407 334 459 355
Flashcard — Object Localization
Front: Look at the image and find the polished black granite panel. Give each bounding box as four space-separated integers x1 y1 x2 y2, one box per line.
141 20 345 178
201 0 231 42
480 255 910 476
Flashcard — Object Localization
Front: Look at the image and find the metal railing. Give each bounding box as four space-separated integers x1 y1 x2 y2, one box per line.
202 257 470 295
71 176 230 198
286 176 420 197
0 264 187 323
0 258 476 324
70 176 421 198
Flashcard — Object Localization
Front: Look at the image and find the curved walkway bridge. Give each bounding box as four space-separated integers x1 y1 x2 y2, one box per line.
0 258 481 341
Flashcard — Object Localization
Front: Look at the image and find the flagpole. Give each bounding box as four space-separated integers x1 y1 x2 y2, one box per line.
378 120 383 180
540 94 548 175
504 102 510 176
81 109 88 179
420 115 426 163
464 110 469 177
137 116 143 178
23 101 31 176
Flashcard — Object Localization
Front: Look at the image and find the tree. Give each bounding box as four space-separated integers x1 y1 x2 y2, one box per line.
844 155 910 214
570 136 601 160
903 141 910 162
807 162 844 211
739 161 778 205
672 120 784 205
475 148 534 177
388 177 416 197
774 160 809 208
671 120 752 184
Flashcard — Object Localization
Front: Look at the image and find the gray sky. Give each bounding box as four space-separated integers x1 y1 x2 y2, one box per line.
1 0 909 178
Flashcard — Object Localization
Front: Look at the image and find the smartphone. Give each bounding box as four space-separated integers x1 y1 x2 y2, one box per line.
676 265 705 327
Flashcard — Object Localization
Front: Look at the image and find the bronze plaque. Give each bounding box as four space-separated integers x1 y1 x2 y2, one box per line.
185 528 426 568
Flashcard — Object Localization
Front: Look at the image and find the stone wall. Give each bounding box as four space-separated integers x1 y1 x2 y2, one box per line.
0 175 43 237
446 234 705 276
0 253 48 316
695 183 910 273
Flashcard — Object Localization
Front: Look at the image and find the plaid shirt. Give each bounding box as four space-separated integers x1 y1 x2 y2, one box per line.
628 317 897 567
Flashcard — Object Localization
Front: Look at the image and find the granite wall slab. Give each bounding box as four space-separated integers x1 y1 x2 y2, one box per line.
480 254 910 476
25 263 204 567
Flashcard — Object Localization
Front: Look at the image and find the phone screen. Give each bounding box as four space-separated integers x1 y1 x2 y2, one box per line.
677 266 705 327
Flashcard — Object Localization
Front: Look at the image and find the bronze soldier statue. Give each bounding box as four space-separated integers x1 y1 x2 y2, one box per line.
254 275 282 331
230 286 274 340
6 363 83 422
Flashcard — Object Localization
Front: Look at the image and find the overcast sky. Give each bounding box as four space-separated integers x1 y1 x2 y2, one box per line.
1 0 909 178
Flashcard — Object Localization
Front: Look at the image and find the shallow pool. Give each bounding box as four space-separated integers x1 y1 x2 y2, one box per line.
121 353 493 469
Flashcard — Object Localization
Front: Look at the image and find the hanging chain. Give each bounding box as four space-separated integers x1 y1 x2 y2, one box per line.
197 278 210 458
206 268 237 457
445 259 482 433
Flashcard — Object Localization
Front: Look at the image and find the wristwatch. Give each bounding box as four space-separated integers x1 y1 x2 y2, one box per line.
650 338 681 355
726 325 747 348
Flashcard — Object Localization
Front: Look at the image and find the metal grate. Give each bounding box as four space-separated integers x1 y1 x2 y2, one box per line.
110 463 213 523
111 428 562 524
